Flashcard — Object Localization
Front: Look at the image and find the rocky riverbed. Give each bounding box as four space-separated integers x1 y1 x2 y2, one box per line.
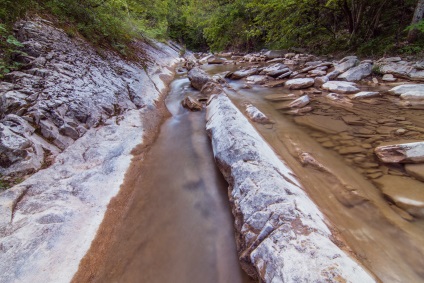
1 17 424 283
183 50 424 282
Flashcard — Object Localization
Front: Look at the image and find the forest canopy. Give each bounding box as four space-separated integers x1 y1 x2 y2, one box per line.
0 0 423 56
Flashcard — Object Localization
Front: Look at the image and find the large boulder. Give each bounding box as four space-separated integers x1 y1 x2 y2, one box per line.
206 93 376 283
188 67 210 90
322 81 360 94
338 63 372 81
285 78 314 89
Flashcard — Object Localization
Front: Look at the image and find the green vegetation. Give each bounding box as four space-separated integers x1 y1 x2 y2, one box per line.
0 0 424 65
169 0 424 54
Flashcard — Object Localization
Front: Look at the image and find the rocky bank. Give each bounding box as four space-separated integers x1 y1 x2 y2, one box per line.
0 18 180 282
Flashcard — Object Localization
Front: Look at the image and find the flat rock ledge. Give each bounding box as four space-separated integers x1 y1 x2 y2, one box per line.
206 92 375 283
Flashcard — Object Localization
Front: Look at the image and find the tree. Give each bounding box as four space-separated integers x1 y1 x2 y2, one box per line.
408 0 424 42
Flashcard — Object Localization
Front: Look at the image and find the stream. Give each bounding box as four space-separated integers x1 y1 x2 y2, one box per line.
200 62 424 282
73 60 424 283
73 73 253 282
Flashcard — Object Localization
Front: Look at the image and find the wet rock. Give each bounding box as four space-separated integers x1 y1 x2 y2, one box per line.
339 146 367 155
228 68 259 80
264 93 297 101
285 78 314 89
373 175 424 218
351 91 380 100
287 95 310 108
206 92 375 283
326 93 353 106
294 115 349 134
405 163 424 182
334 56 359 73
382 74 397 82
261 63 289 77
341 115 365 126
188 67 210 90
245 104 272 124
322 81 359 94
245 75 270 85
182 95 202 111
375 141 424 163
285 106 313 115
338 63 372 82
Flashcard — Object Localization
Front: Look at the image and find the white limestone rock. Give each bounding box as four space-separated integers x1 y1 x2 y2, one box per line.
338 63 372 81
285 78 315 89
334 56 359 73
245 104 272 124
389 84 424 96
322 81 360 94
206 92 376 283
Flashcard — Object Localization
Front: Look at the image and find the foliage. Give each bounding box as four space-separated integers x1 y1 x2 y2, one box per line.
0 24 25 78
167 0 422 54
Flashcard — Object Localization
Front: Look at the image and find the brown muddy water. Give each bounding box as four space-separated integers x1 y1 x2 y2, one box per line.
73 74 253 283
201 63 424 282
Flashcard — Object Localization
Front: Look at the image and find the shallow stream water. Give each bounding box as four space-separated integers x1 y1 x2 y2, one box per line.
201 63 424 282
73 73 253 283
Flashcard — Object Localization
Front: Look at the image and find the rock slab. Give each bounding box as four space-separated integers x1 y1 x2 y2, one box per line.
206 92 375 283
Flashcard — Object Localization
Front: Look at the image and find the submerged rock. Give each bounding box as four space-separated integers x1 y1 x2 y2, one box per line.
188 67 210 90
206 92 375 283
373 175 424 218
351 91 380 100
182 95 202 111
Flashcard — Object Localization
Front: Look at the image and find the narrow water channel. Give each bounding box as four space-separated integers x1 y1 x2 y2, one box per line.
73 74 253 282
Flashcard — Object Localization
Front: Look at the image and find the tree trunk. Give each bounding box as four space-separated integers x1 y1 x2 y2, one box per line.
408 0 424 42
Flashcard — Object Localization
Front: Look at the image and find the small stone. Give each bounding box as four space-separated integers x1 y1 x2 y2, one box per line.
395 128 407 136
382 74 397 82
